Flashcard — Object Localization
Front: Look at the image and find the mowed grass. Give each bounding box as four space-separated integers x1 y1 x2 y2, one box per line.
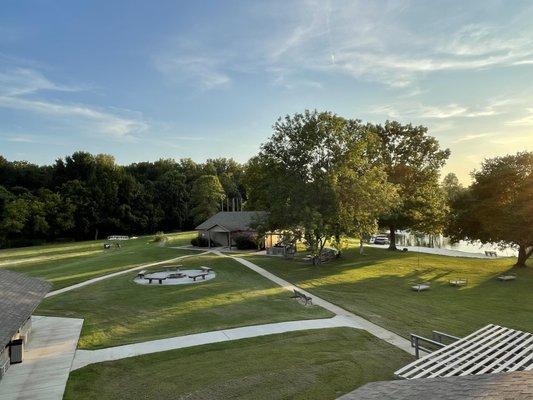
242 243 533 339
38 253 331 349
64 328 413 400
0 231 196 289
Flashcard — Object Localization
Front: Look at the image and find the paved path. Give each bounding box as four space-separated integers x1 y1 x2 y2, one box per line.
46 252 206 298
0 316 83 400
366 244 514 258
219 252 414 355
72 315 356 370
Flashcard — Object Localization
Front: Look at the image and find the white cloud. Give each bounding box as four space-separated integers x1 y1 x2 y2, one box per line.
0 67 147 140
370 98 513 120
245 1 533 88
152 40 231 90
0 68 80 96
506 108 533 127
453 132 496 143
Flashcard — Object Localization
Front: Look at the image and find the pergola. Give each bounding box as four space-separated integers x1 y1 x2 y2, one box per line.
395 324 533 379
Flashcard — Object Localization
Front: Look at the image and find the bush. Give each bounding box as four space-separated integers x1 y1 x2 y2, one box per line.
152 231 167 243
234 235 257 250
191 236 209 247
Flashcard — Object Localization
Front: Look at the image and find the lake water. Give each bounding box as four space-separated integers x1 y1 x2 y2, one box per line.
394 232 517 257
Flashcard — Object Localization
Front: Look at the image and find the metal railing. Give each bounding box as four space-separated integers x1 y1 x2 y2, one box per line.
410 330 461 358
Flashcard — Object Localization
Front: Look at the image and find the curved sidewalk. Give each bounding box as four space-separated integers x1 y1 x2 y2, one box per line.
72 315 356 370
46 252 207 298
219 252 414 356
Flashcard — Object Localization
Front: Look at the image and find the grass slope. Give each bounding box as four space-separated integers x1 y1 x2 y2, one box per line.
38 253 331 349
64 328 413 400
243 243 533 339
0 231 196 289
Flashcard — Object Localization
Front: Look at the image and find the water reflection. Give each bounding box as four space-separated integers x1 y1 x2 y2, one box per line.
394 232 517 257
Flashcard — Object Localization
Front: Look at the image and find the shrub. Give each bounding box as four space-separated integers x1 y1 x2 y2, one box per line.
152 231 167 243
234 235 257 250
191 236 209 247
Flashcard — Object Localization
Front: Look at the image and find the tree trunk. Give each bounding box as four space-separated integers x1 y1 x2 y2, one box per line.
94 228 99 241
515 245 532 267
388 227 397 251
359 237 365 255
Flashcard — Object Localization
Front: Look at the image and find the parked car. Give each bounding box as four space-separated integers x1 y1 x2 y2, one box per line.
372 235 390 245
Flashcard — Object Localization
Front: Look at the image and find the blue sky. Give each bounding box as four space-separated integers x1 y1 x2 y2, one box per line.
1 0 532 182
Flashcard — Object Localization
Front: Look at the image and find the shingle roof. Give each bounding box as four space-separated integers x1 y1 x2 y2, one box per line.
337 370 533 400
195 211 267 232
0 269 51 349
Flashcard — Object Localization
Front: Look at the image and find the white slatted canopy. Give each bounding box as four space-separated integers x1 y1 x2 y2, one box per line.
395 324 533 379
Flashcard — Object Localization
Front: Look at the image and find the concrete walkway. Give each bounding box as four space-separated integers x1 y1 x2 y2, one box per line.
46 252 206 298
0 316 83 400
72 315 356 370
366 244 508 259
220 252 414 355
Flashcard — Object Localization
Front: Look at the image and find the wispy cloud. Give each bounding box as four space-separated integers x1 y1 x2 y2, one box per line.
0 67 147 140
0 68 81 96
369 98 513 120
152 40 231 90
150 1 533 91
453 132 496 143
506 108 533 127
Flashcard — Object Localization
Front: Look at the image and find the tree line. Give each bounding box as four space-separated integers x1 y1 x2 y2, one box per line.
1 110 530 266
0 153 243 247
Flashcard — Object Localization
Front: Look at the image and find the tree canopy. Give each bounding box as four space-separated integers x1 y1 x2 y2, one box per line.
447 151 533 267
370 121 450 249
245 110 397 260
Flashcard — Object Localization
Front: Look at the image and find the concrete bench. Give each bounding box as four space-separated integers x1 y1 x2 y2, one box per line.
200 266 212 273
147 277 167 284
291 289 313 305
137 270 147 279
411 282 431 292
188 273 209 282
498 275 516 282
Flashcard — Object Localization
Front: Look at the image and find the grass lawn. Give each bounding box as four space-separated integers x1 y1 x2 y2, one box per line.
64 327 413 400
38 252 331 349
0 231 196 289
242 243 533 339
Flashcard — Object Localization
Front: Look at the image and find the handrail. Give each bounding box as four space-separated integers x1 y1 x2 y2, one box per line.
432 330 461 343
410 333 447 358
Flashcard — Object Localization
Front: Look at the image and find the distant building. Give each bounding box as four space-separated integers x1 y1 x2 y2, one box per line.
0 269 51 381
195 211 281 248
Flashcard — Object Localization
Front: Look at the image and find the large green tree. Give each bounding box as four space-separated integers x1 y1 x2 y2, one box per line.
371 121 450 250
447 152 533 267
245 110 397 261
190 175 225 226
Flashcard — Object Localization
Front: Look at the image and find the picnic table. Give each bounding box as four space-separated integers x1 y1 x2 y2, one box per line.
449 278 467 287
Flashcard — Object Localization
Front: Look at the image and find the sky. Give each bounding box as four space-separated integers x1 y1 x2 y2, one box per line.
0 0 532 183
